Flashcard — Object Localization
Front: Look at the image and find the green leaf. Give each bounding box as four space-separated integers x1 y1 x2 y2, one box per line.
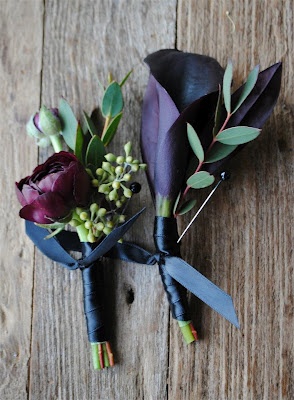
187 171 215 189
187 123 204 162
223 60 233 114
172 192 181 215
101 112 123 146
74 123 84 163
204 142 238 163
101 81 123 117
85 135 106 170
216 126 261 145
120 70 132 87
58 98 78 150
212 86 223 137
233 65 259 113
177 199 197 215
83 111 99 137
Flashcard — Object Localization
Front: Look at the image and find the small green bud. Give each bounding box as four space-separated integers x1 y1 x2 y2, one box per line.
92 179 99 187
126 156 133 163
76 207 84 215
87 232 96 243
96 168 104 176
69 219 81 227
133 159 140 164
102 161 113 173
105 153 117 162
123 188 132 198
119 215 126 223
115 166 124 175
131 164 139 172
95 222 104 231
112 181 120 189
106 220 114 228
80 212 89 221
120 195 126 203
103 227 112 235
39 106 61 136
97 208 107 217
116 156 125 164
139 163 147 170
123 173 131 182
124 141 132 156
98 184 110 194
109 189 118 201
115 200 122 208
90 203 99 214
84 221 93 229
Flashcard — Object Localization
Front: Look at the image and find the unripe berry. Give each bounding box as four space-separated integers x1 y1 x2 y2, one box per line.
115 166 124 175
109 189 118 201
80 212 89 221
106 220 114 228
84 221 93 229
103 227 112 235
105 153 116 162
112 181 121 189
123 173 131 182
119 215 126 223
90 203 99 213
126 156 133 163
131 164 139 172
95 222 104 231
96 168 104 176
87 232 96 243
124 141 132 156
98 184 110 194
116 156 125 164
123 188 132 198
92 179 99 187
97 208 107 217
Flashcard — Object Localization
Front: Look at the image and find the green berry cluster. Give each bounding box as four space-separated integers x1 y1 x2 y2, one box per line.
71 204 127 243
92 141 146 211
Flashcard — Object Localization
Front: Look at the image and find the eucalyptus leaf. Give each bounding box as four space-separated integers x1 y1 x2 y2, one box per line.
216 126 261 145
204 142 237 163
177 199 197 215
101 112 123 146
233 65 259 113
85 135 106 170
74 123 84 163
102 81 123 118
58 98 78 150
83 111 99 136
187 123 204 162
120 70 132 87
187 171 215 189
223 60 233 114
212 87 223 137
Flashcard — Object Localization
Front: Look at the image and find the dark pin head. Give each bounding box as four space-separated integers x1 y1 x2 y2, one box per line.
130 182 141 194
220 171 230 181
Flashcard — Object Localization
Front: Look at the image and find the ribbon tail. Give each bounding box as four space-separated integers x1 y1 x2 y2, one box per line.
164 256 240 328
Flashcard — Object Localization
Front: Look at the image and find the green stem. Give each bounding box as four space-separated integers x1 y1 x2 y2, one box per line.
91 344 101 370
50 133 63 152
156 195 172 217
76 224 88 242
178 321 197 344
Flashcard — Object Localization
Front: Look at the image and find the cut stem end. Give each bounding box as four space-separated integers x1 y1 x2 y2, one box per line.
91 341 115 370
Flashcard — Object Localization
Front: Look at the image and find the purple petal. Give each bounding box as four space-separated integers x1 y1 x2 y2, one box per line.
141 74 179 196
19 192 71 224
145 49 224 111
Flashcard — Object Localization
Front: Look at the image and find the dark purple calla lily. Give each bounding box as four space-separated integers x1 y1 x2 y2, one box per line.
142 49 224 202
16 151 91 224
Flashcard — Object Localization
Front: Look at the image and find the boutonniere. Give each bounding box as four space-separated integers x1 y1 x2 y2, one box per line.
141 49 282 342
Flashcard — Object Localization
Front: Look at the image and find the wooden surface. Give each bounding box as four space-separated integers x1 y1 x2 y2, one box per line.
1 1 293 399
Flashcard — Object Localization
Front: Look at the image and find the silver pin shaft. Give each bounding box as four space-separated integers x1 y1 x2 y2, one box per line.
177 172 230 243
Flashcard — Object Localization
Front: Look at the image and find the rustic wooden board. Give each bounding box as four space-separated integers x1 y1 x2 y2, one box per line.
0 2 42 399
171 1 294 399
1 0 293 399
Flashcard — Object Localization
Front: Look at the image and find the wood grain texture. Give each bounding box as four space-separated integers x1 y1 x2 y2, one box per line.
173 1 294 399
0 2 43 399
1 0 293 399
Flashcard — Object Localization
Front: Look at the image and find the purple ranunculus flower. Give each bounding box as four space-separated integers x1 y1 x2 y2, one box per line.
16 152 91 224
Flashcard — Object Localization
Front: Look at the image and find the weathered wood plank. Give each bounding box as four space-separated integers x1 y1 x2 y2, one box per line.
29 1 177 399
172 1 294 399
0 2 43 399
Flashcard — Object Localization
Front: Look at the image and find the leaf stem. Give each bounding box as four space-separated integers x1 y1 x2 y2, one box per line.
101 116 111 141
180 111 232 204
50 133 63 152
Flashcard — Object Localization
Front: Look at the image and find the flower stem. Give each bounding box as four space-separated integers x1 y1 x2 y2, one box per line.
101 116 111 141
76 224 88 242
91 342 114 370
50 133 63 152
178 320 198 344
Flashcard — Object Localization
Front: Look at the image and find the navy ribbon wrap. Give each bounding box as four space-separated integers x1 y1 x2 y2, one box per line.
25 210 239 343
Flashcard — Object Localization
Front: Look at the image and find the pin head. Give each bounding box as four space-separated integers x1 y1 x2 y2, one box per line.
220 171 230 181
129 182 141 194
